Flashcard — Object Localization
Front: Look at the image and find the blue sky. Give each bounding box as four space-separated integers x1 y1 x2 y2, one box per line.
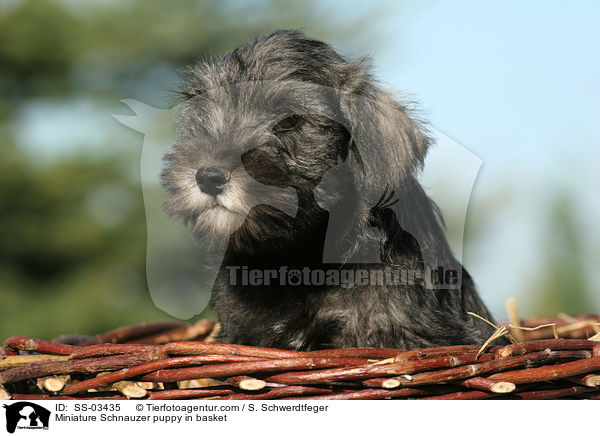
329 1 600 314
330 2 599 165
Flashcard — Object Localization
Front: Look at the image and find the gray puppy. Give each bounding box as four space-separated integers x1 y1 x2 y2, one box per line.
161 30 502 350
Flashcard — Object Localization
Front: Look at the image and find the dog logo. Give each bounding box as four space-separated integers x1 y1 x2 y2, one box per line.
112 30 502 349
114 92 482 320
3 402 50 433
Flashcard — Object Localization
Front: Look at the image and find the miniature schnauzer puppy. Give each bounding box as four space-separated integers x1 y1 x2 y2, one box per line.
161 30 503 350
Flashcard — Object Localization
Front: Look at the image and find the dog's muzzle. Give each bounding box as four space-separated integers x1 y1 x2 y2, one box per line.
195 166 231 197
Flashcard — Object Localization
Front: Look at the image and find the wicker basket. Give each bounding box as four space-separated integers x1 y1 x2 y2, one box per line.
1 313 599 400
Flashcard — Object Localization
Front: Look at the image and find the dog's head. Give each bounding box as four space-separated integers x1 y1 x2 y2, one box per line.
161 30 431 251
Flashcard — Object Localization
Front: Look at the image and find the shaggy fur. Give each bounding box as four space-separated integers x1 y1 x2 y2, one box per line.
161 30 503 350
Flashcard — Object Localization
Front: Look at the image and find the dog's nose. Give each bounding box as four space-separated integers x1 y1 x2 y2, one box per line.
195 166 231 196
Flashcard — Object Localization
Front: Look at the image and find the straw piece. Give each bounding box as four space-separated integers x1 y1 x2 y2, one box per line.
505 298 524 342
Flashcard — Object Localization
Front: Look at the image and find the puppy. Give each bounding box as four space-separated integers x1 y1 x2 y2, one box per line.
161 30 503 350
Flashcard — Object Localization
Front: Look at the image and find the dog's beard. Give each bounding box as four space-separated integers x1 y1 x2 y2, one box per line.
163 165 298 248
192 203 245 244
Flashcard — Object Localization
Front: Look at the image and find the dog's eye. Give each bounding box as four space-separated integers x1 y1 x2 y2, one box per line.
273 115 302 132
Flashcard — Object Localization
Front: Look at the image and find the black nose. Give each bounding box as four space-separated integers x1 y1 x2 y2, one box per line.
195 166 231 196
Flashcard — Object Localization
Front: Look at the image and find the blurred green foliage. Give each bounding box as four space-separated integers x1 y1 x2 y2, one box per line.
528 195 594 317
0 141 157 337
0 0 347 100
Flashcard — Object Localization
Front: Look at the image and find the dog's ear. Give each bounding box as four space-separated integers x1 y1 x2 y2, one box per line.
335 61 463 282
338 60 431 201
